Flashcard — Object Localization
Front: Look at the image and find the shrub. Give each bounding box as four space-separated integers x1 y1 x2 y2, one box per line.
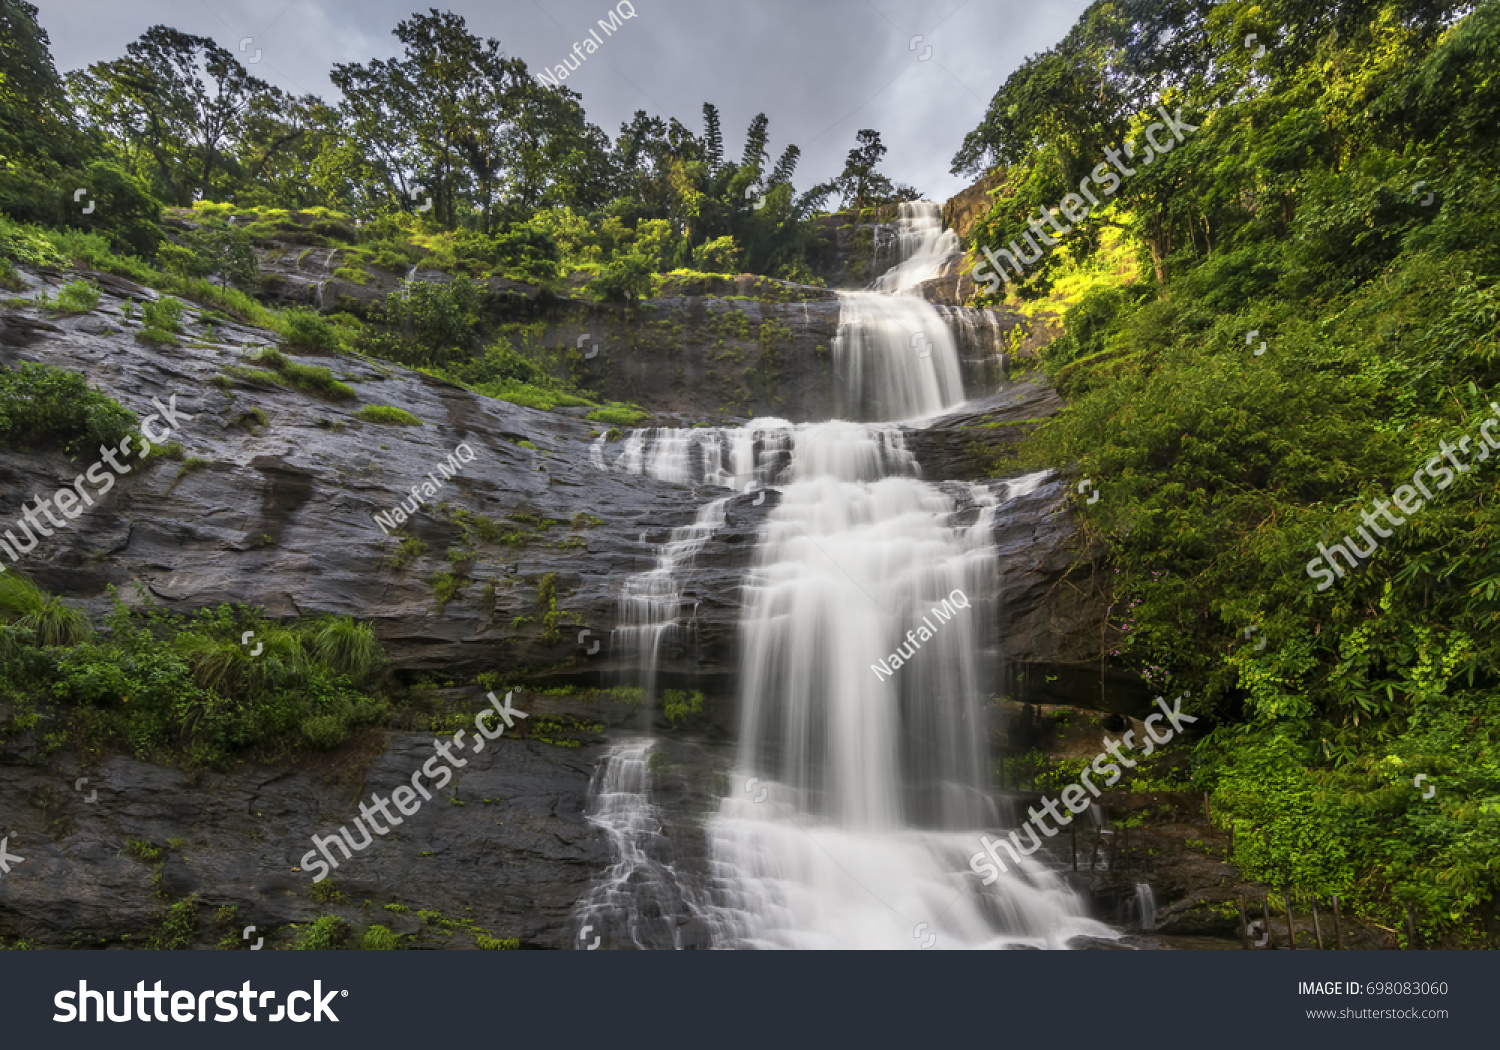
474 933 519 950
361 924 403 950
277 307 341 350
0 214 65 269
50 280 100 314
589 252 653 301
147 898 198 950
360 279 482 367
302 615 382 682
691 235 740 273
389 535 426 570
662 689 705 726
141 296 184 333
158 223 257 290
432 572 463 606
0 362 135 453
0 575 89 646
291 915 347 950
354 405 422 426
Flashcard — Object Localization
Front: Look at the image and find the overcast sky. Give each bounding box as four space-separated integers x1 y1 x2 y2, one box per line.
33 0 1088 203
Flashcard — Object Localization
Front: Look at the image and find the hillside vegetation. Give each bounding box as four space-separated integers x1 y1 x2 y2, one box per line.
960 0 1500 942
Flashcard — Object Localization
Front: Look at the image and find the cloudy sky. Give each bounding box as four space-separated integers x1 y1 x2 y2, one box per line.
33 0 1087 203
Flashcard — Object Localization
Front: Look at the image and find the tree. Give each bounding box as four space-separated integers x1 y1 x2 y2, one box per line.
0 0 91 223
834 129 895 211
68 26 271 205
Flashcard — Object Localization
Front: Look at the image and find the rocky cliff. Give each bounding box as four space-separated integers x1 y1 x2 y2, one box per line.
0 207 1118 947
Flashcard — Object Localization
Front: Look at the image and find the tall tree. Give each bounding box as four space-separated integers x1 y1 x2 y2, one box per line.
834 128 895 211
68 26 270 205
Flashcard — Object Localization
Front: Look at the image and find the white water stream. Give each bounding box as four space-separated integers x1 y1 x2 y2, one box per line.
578 202 1114 949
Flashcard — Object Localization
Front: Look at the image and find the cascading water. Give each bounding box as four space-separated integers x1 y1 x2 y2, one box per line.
833 202 965 421
576 202 1115 948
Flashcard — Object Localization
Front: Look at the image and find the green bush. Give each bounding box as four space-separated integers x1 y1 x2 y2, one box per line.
141 296 183 333
354 405 422 427
0 362 135 453
361 924 403 950
277 307 341 350
0 573 89 646
303 615 383 681
662 689 705 726
157 222 257 290
49 279 99 314
291 915 347 950
474 933 520 950
589 252 653 301
691 235 740 273
0 215 65 269
2 587 390 767
360 278 482 367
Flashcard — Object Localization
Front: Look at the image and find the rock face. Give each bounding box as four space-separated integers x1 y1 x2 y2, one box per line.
0 192 1120 945
0 694 614 949
942 172 1006 241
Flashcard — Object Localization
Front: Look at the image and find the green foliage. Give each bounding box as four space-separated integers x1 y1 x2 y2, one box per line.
0 361 135 454
355 405 422 426
662 689 705 727
123 838 163 863
49 279 99 314
148 898 198 950
309 880 349 905
389 534 426 570
360 278 482 367
361 924 403 950
585 403 649 427
276 307 341 350
589 251 654 301
1 584 390 767
432 571 463 606
302 615 383 682
291 915 347 950
249 348 356 401
691 235 740 273
474 933 519 950
0 574 90 647
141 295 183 333
986 0 1500 939
0 215 64 269
158 222 257 289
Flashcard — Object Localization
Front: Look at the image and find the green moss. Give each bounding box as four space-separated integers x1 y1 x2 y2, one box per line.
249 348 356 401
389 534 427 570
355 404 423 426
585 403 649 426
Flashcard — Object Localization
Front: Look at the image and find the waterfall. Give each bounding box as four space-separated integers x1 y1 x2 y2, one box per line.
570 740 711 950
1134 883 1157 932
612 498 729 705
576 202 1114 949
832 201 966 421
